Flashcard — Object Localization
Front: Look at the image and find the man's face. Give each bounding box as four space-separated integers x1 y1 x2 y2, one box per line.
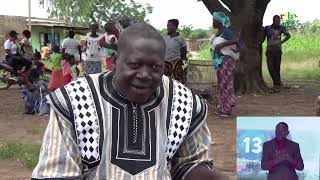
114 38 165 104
120 19 131 29
212 20 220 29
91 27 97 34
167 22 177 34
275 124 289 141
10 35 17 41
273 17 281 26
24 33 31 39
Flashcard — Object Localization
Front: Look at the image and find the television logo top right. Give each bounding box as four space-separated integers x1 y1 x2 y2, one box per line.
279 12 301 29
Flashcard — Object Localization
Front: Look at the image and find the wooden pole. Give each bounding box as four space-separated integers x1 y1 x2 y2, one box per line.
28 0 31 32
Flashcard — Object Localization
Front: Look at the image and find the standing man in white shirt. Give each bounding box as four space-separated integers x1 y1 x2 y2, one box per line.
61 30 82 79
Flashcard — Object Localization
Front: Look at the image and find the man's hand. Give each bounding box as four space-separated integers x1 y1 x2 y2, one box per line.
282 153 294 162
274 152 287 165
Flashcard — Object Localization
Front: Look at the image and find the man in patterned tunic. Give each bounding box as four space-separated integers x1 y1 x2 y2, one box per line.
32 23 216 180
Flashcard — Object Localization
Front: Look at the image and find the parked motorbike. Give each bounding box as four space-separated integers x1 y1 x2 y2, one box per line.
0 50 51 90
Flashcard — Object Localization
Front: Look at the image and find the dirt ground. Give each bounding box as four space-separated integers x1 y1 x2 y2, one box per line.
0 81 319 180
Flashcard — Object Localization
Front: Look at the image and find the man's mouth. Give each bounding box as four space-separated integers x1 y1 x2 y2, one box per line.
131 85 152 93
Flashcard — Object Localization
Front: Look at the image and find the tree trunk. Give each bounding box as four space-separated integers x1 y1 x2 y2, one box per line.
201 0 271 94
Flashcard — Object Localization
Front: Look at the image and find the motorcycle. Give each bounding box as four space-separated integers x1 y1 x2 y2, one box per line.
0 50 52 90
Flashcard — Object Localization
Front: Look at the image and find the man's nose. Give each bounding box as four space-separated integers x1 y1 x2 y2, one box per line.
136 66 152 80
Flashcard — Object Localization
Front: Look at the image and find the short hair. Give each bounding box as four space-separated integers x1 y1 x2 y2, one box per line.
168 19 179 28
90 23 99 29
276 122 289 129
104 22 115 32
52 45 60 53
28 68 41 80
118 22 166 57
68 30 75 38
273 15 280 21
22 30 31 37
62 53 71 60
9 30 18 37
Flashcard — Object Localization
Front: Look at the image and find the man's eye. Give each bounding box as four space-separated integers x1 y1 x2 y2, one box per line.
128 63 140 68
153 64 162 70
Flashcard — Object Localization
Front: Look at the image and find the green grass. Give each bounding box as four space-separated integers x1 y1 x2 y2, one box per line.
195 31 320 80
0 142 41 168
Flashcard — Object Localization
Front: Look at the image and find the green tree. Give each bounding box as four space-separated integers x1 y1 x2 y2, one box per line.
158 28 167 36
39 0 153 26
178 25 193 38
190 29 209 39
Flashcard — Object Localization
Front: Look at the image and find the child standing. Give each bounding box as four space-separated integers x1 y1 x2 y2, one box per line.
48 45 64 91
61 53 73 85
100 22 118 71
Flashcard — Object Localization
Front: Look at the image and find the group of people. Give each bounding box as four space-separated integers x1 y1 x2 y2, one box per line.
2 10 294 179
4 29 33 77
209 13 291 117
47 16 131 91
3 29 50 115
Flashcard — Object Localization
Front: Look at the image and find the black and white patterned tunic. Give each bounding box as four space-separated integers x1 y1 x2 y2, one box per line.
32 72 213 180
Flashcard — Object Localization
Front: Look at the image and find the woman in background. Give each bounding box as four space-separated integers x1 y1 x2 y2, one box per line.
210 12 240 117
48 45 64 91
100 22 118 71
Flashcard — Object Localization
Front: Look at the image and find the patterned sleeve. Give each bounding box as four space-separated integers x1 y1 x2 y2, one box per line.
31 108 83 179
170 94 213 180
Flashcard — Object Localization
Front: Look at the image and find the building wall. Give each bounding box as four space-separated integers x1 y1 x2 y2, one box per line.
31 27 67 52
31 27 41 52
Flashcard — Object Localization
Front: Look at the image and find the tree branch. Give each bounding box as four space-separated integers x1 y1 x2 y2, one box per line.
256 0 271 16
220 0 233 12
201 0 231 17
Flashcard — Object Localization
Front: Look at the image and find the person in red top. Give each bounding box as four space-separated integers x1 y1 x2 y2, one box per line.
261 122 304 180
61 53 73 85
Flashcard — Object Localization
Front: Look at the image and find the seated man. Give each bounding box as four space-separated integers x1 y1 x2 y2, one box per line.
21 68 49 115
4 30 32 75
31 23 216 180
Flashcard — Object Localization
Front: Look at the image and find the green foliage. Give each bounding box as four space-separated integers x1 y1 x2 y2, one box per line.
158 25 216 39
39 0 153 26
179 25 193 38
190 29 209 39
0 142 41 168
158 28 167 36
179 26 213 39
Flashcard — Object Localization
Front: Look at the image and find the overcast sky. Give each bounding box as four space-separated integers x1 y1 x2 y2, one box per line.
0 0 319 29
